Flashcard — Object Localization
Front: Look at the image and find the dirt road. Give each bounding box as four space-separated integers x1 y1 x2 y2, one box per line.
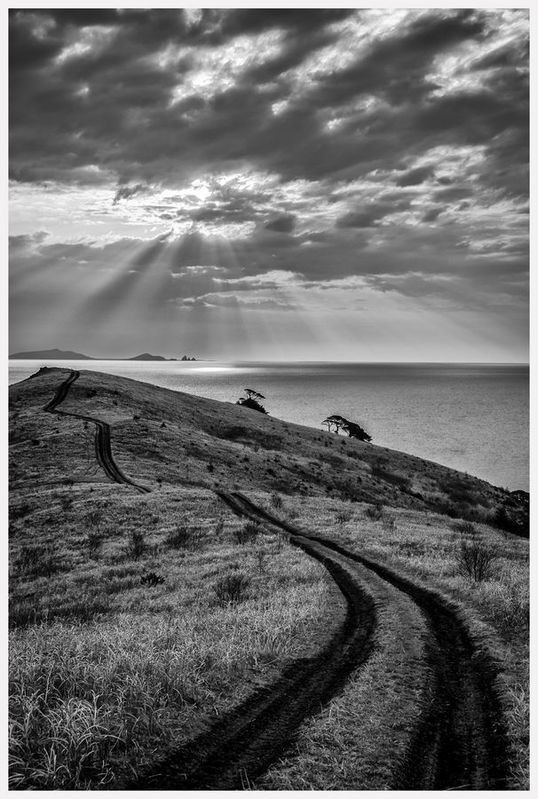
43 369 150 493
217 492 510 790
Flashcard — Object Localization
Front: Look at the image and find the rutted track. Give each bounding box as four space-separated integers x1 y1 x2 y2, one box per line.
43 369 150 494
217 492 510 791
128 495 378 790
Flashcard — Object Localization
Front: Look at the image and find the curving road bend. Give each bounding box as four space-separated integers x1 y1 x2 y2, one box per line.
218 492 510 791
128 517 378 790
43 369 150 494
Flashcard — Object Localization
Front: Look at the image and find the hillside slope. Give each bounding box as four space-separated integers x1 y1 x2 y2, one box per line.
9 367 526 531
8 367 528 790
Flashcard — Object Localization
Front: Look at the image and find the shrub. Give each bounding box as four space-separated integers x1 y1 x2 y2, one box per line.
165 525 195 549
254 549 267 573
86 510 103 532
366 502 384 521
452 521 477 536
457 539 498 582
61 496 73 512
382 515 396 532
336 508 353 525
235 520 260 544
86 531 104 560
270 492 283 509
214 572 251 605
494 505 529 537
214 518 225 536
10 503 31 520
15 545 61 578
126 530 146 560
140 571 165 587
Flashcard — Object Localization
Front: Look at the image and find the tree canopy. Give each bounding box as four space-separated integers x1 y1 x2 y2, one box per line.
237 388 268 414
322 414 372 442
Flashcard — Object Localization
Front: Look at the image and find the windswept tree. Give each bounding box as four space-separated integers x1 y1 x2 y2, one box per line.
244 388 265 401
237 388 268 414
322 415 348 434
343 420 372 442
322 414 372 442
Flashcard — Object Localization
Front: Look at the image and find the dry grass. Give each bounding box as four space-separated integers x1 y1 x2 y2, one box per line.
10 367 523 525
9 369 528 789
9 487 343 789
258 492 528 789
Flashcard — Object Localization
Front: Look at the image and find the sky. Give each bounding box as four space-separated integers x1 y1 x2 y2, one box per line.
8 7 529 361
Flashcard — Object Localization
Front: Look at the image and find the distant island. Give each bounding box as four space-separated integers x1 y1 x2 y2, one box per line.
9 348 196 361
9 348 93 360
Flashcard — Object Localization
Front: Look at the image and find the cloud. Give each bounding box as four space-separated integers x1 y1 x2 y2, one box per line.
113 183 149 204
422 207 443 223
396 166 433 187
336 204 393 228
264 214 295 233
8 9 528 360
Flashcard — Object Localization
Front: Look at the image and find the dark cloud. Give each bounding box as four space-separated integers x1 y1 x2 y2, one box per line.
336 204 392 228
265 214 295 233
222 9 355 36
113 183 149 204
433 186 473 202
396 166 433 187
9 7 528 197
422 207 443 223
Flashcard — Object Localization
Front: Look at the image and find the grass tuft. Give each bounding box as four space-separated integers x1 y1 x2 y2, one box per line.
213 572 251 605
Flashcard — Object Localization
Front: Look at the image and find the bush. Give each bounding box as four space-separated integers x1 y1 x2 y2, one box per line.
165 525 195 549
10 503 31 520
452 521 477 536
382 514 396 532
214 572 251 605
235 520 260 544
140 571 165 587
457 539 498 582
270 492 283 509
366 502 384 521
86 531 104 560
336 508 353 525
126 530 146 560
494 505 529 537
15 545 61 578
61 496 73 512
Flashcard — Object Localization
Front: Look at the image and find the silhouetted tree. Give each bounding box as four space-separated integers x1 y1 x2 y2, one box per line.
244 388 265 400
322 415 347 434
344 420 372 442
237 388 268 414
322 414 372 442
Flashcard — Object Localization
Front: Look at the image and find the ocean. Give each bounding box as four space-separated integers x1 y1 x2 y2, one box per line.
9 360 529 492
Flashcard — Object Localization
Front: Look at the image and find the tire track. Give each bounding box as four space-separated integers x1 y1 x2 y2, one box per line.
127 502 377 790
225 492 510 791
43 369 150 494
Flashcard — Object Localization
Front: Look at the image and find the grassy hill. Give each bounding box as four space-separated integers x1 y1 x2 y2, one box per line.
9 367 527 529
9 368 529 789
